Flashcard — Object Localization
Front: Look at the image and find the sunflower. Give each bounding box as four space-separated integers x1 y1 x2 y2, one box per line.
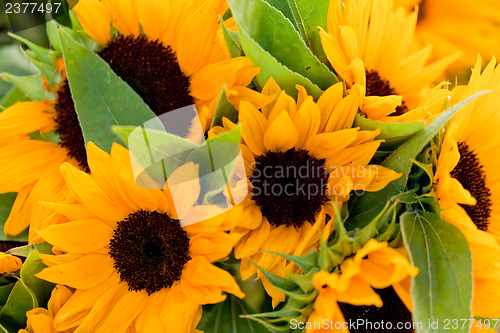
394 0 500 74
0 251 22 274
434 57 500 319
319 0 457 122
210 78 401 305
0 0 261 240
305 239 419 333
34 142 243 332
19 285 74 333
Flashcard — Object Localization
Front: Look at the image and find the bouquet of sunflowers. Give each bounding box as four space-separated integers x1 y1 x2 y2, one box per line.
0 0 499 332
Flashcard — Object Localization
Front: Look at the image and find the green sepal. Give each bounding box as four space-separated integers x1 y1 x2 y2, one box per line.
353 199 399 246
246 257 298 293
8 34 60 84
0 73 55 101
19 246 54 308
353 114 425 150
8 33 52 67
0 86 27 110
346 91 490 230
401 211 473 333
7 242 53 257
281 267 319 294
259 250 318 274
218 15 243 58
211 84 239 128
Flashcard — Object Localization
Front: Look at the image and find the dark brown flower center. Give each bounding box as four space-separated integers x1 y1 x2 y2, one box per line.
54 35 193 171
339 287 414 332
249 149 329 228
450 142 492 231
108 210 191 294
365 70 408 116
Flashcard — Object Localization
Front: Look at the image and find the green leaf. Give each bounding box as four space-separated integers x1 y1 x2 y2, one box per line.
346 91 489 230
0 86 27 110
286 0 331 65
228 0 337 92
20 247 54 308
0 279 37 331
401 211 472 333
197 295 271 333
219 15 243 58
353 114 425 150
0 193 28 242
1 73 55 101
0 284 14 306
58 27 157 153
239 29 323 99
211 85 239 127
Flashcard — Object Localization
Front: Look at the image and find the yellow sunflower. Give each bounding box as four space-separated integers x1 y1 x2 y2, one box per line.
210 78 401 305
319 0 457 122
0 0 261 240
434 57 500 318
35 142 243 332
19 285 74 333
394 0 500 74
0 251 22 274
306 239 419 332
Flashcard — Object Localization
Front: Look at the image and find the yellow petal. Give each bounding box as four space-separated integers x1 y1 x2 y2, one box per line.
0 252 22 274
37 254 115 290
239 101 268 155
263 111 298 152
38 220 113 254
74 0 112 45
292 96 321 148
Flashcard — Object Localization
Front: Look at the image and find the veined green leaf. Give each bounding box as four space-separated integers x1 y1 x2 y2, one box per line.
239 30 323 99
286 0 331 64
57 27 157 153
197 295 270 333
353 114 425 150
346 91 489 230
228 0 337 92
401 211 472 333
